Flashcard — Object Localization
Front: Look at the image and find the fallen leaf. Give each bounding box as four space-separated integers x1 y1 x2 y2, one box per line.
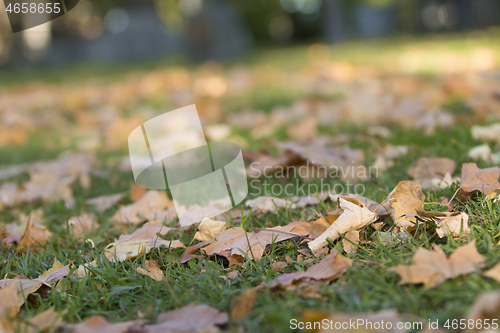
86 193 125 212
289 191 330 207
143 303 229 332
383 181 425 229
245 196 296 214
0 259 70 309
430 212 470 238
407 157 456 189
471 123 500 143
105 221 184 262
231 288 258 320
136 260 164 282
16 219 50 254
266 250 351 289
66 315 142 333
460 163 500 197
193 218 227 241
330 193 389 216
467 290 500 331
203 225 308 261
342 231 359 254
390 241 485 289
12 307 63 333
308 198 378 253
0 279 25 332
483 263 500 282
112 191 173 225
271 261 288 270
179 241 213 263
68 213 97 237
275 141 368 182
315 309 411 333
130 182 147 202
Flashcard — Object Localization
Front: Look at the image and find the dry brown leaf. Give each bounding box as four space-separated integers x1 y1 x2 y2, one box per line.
483 263 500 282
467 290 500 331
130 182 147 202
112 191 173 225
0 278 25 332
390 241 485 289
245 196 296 214
289 191 330 207
285 218 330 239
66 315 142 333
314 309 410 333
16 219 50 254
86 193 125 212
383 181 425 229
342 231 359 254
143 303 229 332
179 241 213 263
203 225 309 260
308 198 378 253
330 193 389 216
0 259 70 311
193 218 227 241
68 213 97 237
136 260 164 282
231 288 258 321
244 151 302 178
266 250 351 289
12 307 63 333
275 141 368 182
287 116 318 140
271 261 288 270
105 221 184 262
460 163 500 197
407 157 456 189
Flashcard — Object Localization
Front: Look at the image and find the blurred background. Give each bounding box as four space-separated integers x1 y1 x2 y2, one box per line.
1 0 500 65
1 0 500 168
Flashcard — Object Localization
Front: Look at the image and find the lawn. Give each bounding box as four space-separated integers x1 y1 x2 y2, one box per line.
1 33 500 332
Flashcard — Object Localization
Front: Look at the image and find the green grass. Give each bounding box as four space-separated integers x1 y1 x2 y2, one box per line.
2 35 500 332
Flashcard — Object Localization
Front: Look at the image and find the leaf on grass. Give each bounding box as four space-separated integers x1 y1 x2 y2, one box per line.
390 241 485 289
203 225 309 261
130 182 147 202
266 250 351 289
303 309 410 333
68 213 97 237
289 191 330 208
407 157 456 189
0 279 25 332
342 231 359 254
12 307 63 333
231 288 258 321
143 303 229 333
180 241 213 263
15 219 51 254
283 218 331 239
136 260 164 282
467 290 500 327
245 196 296 214
86 193 125 212
428 212 470 238
308 198 378 253
0 259 70 309
193 218 227 241
382 181 425 229
483 263 500 282
330 193 389 216
460 163 500 197
66 315 143 333
112 191 173 225
105 221 184 262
